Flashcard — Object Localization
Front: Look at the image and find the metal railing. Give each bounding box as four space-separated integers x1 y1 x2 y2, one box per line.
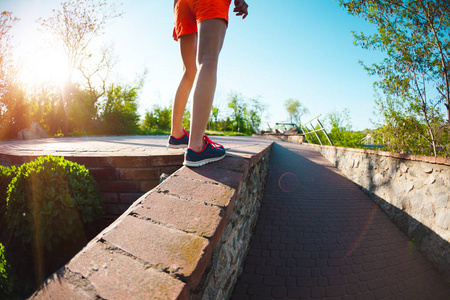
301 115 333 146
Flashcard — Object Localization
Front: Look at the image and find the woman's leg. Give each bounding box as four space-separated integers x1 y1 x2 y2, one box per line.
171 32 197 138
188 18 227 151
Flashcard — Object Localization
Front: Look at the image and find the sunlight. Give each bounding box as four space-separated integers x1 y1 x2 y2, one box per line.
18 46 69 90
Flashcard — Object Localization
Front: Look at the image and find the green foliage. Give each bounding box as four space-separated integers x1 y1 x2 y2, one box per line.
141 105 172 131
0 82 31 140
284 98 309 125
226 93 266 134
326 109 365 148
101 84 140 135
0 165 16 217
338 0 450 157
6 155 103 251
0 243 13 298
304 109 365 148
69 87 101 134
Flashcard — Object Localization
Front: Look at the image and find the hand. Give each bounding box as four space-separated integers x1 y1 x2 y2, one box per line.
233 0 248 19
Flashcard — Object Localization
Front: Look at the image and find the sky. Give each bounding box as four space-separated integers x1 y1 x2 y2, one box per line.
2 0 386 131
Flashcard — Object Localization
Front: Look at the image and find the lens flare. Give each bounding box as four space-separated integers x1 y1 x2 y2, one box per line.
278 172 299 193
344 203 378 257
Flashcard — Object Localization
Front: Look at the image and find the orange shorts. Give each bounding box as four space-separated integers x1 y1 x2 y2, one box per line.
173 0 232 41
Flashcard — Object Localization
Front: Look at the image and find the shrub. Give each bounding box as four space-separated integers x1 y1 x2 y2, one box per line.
0 165 17 217
0 243 14 298
6 156 103 251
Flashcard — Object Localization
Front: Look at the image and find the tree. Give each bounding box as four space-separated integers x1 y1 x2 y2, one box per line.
141 105 172 131
326 108 364 148
284 98 309 125
0 12 27 140
100 84 140 135
0 12 18 98
39 0 123 135
247 98 267 133
338 0 450 156
228 93 248 133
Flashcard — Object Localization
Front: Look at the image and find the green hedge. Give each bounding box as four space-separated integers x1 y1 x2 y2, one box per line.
5 156 103 251
0 166 17 217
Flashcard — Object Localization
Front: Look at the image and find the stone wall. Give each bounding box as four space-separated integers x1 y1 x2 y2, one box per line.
196 151 270 299
306 144 450 282
30 142 272 299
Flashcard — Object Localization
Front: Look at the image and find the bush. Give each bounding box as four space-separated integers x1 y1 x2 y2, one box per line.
0 165 17 217
6 156 103 251
0 243 14 298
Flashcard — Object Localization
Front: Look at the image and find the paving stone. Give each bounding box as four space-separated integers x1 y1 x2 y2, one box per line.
103 215 211 287
175 165 243 190
68 242 188 300
207 155 250 173
134 192 225 238
157 174 237 207
30 270 94 300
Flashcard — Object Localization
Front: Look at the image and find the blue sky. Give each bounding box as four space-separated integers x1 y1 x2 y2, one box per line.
3 0 386 131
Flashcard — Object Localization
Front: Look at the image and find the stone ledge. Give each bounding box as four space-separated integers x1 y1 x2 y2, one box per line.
30 141 272 299
305 143 450 166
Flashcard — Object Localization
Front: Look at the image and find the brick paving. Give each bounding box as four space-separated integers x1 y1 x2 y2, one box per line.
0 135 263 157
231 141 450 300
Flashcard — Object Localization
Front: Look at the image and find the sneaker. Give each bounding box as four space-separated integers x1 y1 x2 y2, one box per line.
183 135 226 167
167 128 189 149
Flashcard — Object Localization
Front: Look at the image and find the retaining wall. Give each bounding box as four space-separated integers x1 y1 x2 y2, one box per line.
30 143 272 299
306 144 450 282
0 153 183 220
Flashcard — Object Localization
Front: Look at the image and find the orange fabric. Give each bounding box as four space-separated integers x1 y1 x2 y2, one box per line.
173 0 231 41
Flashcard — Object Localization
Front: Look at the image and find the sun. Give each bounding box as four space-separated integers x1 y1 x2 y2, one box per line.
18 46 69 90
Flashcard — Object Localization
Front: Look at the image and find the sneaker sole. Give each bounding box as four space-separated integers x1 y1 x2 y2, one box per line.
183 153 226 167
167 144 188 149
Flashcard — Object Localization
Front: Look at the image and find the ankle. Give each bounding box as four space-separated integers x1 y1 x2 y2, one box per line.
171 128 184 139
188 140 205 152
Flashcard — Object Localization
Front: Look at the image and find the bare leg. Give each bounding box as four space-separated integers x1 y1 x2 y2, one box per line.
171 32 197 138
189 18 227 151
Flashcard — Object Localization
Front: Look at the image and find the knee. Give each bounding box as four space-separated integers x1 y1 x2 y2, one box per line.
197 53 219 68
184 65 197 82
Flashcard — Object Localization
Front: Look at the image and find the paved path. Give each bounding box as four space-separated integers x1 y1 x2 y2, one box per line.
231 141 450 300
0 135 265 157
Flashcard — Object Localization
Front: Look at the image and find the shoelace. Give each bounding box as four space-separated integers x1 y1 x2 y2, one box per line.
203 135 223 149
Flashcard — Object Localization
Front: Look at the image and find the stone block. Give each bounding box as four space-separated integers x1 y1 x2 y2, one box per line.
100 180 139 193
67 156 110 168
436 211 450 229
157 175 236 207
88 168 117 180
434 191 449 209
207 156 251 175
30 269 94 300
150 154 184 167
103 216 211 287
68 242 188 300
139 180 160 192
101 192 119 203
119 193 144 204
107 156 150 168
104 203 130 216
135 192 225 238
119 168 160 180
176 166 243 190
